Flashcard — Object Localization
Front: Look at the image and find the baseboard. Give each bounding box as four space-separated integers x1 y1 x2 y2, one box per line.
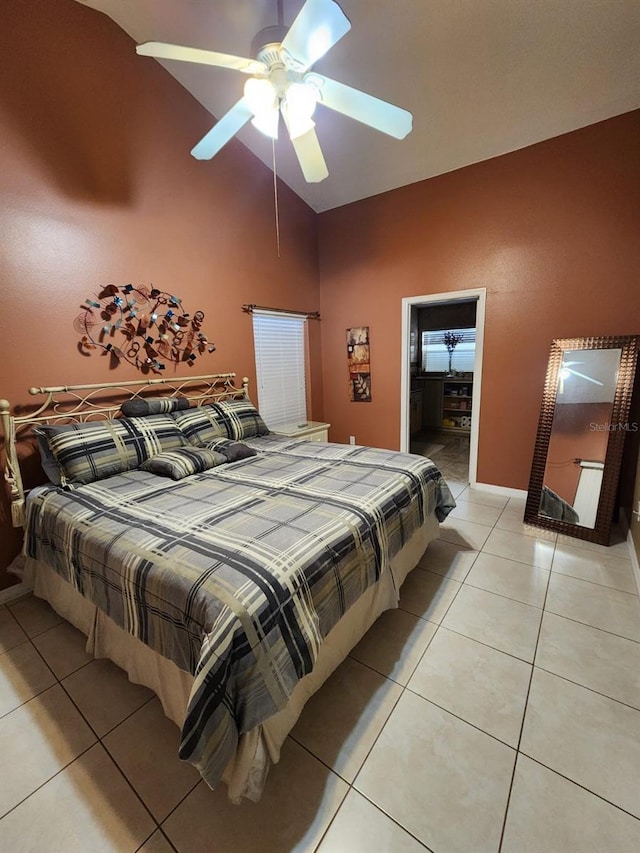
472 482 528 500
624 512 640 597
0 582 31 606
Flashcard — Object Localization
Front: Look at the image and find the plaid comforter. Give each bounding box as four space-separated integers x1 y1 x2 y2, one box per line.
24 436 454 789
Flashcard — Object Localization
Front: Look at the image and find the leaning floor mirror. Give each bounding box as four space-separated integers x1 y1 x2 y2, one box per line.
525 335 640 545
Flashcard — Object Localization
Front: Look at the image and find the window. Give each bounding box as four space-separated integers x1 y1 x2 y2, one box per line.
252 311 307 428
421 327 476 373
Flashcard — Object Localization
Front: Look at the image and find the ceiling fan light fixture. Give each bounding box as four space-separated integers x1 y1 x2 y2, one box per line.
282 82 318 139
250 106 280 139
244 76 279 138
251 108 280 139
244 76 276 111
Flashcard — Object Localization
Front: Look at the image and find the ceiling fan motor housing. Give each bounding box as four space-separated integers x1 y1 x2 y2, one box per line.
251 29 309 102
251 26 289 65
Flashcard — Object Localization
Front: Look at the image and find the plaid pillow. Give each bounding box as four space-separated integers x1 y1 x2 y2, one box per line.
140 447 227 480
212 399 270 440
36 435 63 485
35 414 188 487
121 396 190 417
171 405 226 447
206 437 258 462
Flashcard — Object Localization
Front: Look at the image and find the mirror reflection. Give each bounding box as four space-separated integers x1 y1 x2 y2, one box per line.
540 348 621 528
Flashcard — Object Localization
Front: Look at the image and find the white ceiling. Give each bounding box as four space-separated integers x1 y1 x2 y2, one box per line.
75 0 640 212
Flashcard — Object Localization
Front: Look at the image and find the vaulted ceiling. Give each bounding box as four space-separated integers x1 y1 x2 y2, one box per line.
76 0 640 212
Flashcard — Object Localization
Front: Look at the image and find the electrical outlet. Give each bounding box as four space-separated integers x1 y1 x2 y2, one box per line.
349 435 356 445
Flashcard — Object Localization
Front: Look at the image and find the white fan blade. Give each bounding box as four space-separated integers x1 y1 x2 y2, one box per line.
291 128 329 182
191 98 254 160
309 74 413 139
567 369 604 386
281 0 351 72
136 42 267 75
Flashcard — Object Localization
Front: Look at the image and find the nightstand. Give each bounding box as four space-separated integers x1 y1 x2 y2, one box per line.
270 421 331 442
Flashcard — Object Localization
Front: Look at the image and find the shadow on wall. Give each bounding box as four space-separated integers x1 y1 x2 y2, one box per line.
0 1 134 204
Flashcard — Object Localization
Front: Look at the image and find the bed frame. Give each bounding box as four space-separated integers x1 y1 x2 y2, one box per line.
2 370 442 801
0 373 249 527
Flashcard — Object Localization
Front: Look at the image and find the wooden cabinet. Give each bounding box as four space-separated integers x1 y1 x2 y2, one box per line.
414 376 473 434
421 379 444 430
409 389 423 435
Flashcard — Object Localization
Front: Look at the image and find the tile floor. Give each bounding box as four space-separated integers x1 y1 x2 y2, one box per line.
411 432 470 483
1 486 640 852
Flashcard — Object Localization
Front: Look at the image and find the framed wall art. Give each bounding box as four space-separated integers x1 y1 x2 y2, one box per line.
346 326 371 402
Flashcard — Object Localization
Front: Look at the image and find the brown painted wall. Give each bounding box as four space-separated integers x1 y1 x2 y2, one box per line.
318 111 640 491
0 0 321 588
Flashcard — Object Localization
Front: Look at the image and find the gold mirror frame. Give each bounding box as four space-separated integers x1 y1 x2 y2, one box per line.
524 335 640 545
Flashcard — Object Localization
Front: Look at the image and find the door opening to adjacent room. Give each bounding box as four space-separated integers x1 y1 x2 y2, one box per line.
400 289 486 487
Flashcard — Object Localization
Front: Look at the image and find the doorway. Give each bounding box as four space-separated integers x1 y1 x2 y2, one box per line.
400 289 486 486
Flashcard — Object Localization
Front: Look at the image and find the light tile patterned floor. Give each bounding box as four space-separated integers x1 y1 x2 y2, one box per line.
411 432 470 484
1 490 640 852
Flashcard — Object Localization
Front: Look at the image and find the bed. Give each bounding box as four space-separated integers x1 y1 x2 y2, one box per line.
0 373 455 802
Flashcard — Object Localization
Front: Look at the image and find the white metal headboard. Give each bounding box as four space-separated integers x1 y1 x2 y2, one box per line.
0 373 250 528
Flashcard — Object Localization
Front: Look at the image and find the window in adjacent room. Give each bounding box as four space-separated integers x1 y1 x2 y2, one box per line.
252 311 308 428
421 327 476 373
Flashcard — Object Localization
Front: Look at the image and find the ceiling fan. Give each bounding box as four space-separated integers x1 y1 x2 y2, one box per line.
136 0 413 183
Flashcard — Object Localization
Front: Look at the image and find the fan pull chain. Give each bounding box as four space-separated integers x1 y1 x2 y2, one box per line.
272 137 281 258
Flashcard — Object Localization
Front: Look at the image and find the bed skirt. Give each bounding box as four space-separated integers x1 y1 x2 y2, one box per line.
21 513 439 802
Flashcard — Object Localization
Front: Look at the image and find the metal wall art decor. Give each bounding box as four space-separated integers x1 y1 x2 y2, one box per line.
347 326 371 402
75 284 215 373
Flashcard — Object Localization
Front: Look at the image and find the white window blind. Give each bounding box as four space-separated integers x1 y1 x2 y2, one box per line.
422 327 476 372
252 311 307 428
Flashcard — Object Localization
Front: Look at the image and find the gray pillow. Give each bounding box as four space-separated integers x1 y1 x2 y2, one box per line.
140 447 227 480
121 396 190 417
206 437 258 462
